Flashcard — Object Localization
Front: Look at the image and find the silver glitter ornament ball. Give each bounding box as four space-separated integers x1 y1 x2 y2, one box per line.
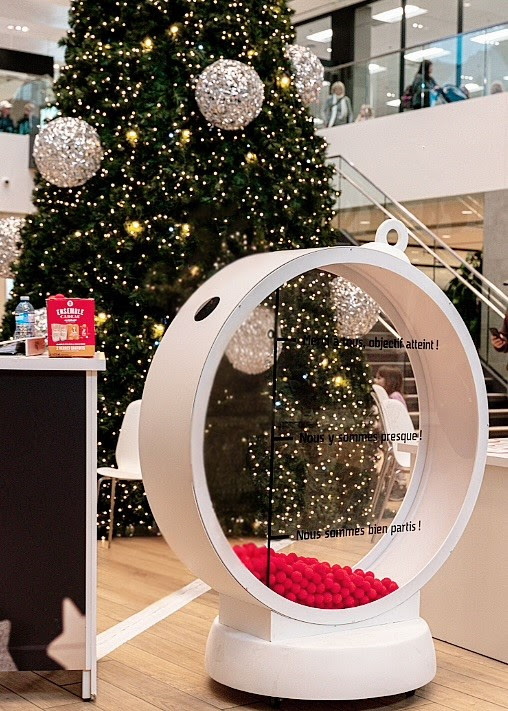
33 117 103 188
225 306 281 375
34 308 48 338
0 217 25 278
330 276 380 338
195 59 265 131
285 45 324 106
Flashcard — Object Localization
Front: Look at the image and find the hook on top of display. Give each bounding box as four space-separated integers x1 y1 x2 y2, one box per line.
361 218 410 262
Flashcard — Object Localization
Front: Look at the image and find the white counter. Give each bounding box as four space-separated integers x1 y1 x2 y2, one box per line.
0 353 106 371
419 439 507 662
0 351 105 696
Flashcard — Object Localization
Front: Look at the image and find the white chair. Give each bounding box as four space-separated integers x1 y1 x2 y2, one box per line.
97 400 142 546
372 383 389 402
372 398 414 529
370 387 394 520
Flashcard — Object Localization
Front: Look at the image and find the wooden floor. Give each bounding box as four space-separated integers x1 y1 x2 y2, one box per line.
0 537 506 711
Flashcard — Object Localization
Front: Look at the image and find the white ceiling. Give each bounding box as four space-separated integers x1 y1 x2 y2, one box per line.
0 0 364 65
1 0 506 68
0 0 68 63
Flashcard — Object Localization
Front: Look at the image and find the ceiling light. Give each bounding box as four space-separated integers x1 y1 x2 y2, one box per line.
405 47 450 62
464 82 482 93
306 29 333 43
7 24 29 32
442 234 451 239
372 4 427 23
471 28 508 44
21 26 28 32
369 63 387 74
7 25 13 29
360 220 370 225
461 210 473 215
386 99 401 107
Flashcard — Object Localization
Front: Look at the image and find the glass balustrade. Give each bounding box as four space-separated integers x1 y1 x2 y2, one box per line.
311 23 508 125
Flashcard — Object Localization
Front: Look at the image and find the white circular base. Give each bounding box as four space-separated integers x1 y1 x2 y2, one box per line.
205 617 436 700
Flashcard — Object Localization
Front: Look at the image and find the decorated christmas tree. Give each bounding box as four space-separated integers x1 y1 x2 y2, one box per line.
1 0 378 537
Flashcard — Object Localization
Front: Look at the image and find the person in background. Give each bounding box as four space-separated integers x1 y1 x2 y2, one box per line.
355 104 375 122
490 81 504 95
411 60 438 109
374 366 407 409
324 81 353 127
0 100 15 133
491 309 508 353
17 103 35 135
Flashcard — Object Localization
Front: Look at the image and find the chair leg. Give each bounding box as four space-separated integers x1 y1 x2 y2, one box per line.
108 478 117 548
97 476 107 501
375 464 399 530
371 447 391 515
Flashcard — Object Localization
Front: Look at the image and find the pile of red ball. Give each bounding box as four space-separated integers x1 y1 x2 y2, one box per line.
233 543 398 609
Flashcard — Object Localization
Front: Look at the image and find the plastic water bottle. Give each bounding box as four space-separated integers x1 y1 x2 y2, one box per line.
14 296 36 339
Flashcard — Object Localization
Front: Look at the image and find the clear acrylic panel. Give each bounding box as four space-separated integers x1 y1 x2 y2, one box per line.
204 270 421 610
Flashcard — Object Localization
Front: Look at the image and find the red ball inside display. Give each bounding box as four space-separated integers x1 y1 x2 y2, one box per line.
233 543 400 611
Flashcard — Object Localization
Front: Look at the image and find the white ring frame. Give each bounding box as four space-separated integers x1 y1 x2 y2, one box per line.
140 243 488 626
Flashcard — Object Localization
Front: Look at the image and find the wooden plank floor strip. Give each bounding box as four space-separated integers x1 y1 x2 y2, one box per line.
1 538 507 710
97 579 211 659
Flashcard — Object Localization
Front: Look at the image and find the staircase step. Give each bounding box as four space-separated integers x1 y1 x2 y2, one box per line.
489 425 508 437
488 393 508 408
487 408 508 423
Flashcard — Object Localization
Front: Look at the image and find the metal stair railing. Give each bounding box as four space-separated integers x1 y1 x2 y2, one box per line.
329 154 508 320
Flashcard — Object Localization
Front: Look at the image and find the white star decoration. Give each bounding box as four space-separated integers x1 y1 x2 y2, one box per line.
47 598 86 670
0 620 17 671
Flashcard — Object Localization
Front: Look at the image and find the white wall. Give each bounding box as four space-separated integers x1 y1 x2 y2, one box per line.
321 93 508 202
0 134 34 215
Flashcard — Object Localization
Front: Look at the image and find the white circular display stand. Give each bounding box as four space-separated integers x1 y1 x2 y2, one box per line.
140 220 488 701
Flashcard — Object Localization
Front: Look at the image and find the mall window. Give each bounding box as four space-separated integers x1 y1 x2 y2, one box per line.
354 1 402 59
295 16 332 63
405 1 459 47
462 0 508 33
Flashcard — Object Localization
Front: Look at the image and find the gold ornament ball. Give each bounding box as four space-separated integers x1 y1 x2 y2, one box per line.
126 129 139 145
125 220 144 238
245 151 258 164
96 312 108 325
278 74 291 90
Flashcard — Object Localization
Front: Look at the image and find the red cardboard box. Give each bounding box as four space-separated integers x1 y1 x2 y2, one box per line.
47 295 96 357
